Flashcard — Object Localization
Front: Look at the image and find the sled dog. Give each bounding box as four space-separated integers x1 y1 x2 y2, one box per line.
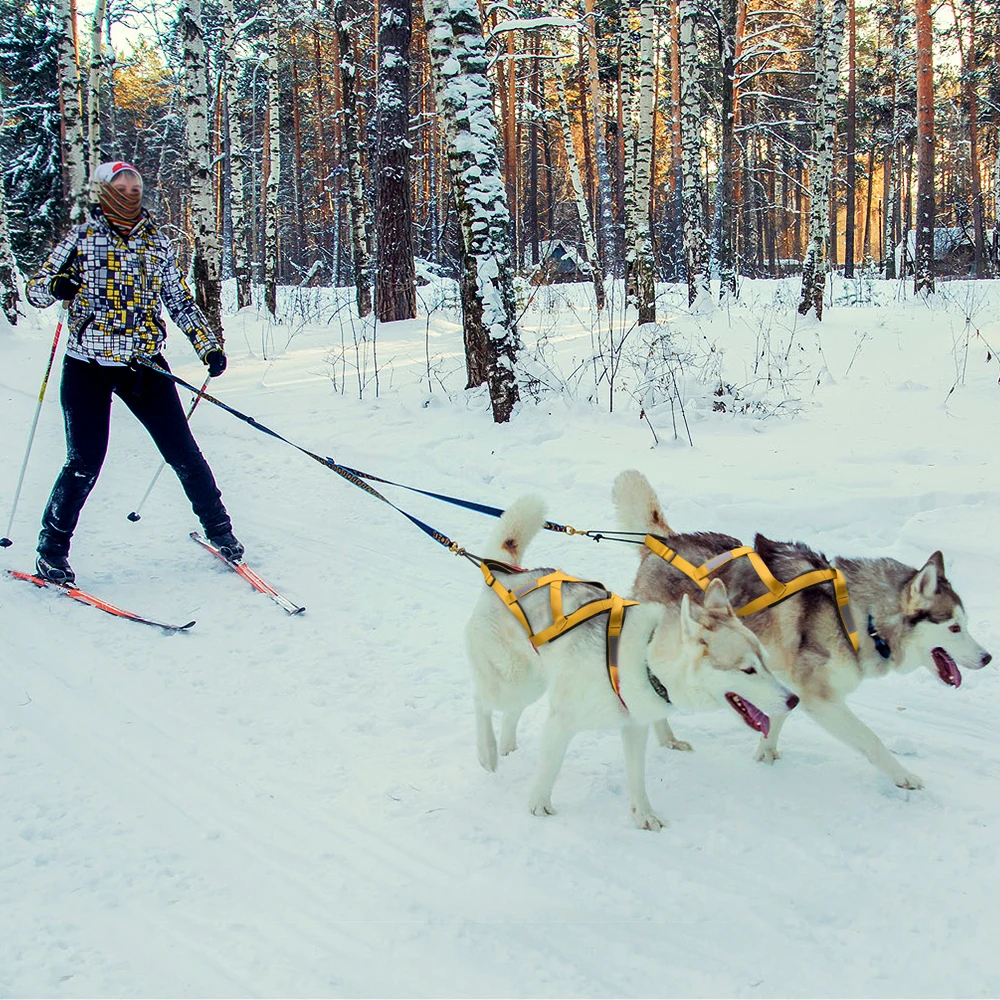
612 470 993 789
465 495 798 830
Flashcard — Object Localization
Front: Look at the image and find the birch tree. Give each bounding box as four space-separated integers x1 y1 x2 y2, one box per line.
55 0 86 222
333 0 372 318
914 0 934 294
584 0 614 273
0 92 20 324
423 0 520 424
180 0 223 336
88 0 107 176
716 0 737 302
678 0 710 307
375 0 417 322
264 0 281 317
632 0 656 323
797 0 846 319
221 0 251 309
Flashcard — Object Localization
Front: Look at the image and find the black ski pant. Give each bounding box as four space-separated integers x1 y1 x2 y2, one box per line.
39 355 231 557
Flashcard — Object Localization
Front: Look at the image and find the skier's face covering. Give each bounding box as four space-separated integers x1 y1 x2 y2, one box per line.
98 171 144 233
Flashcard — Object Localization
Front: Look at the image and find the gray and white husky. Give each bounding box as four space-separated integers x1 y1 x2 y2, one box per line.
465 495 797 830
613 470 993 789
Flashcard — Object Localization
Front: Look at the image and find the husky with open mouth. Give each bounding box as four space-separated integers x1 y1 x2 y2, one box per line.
465 496 797 830
612 470 993 790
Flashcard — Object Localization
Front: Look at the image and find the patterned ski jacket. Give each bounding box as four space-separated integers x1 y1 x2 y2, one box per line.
26 208 220 364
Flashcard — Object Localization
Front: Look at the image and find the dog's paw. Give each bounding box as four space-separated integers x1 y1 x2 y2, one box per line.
893 769 925 790
477 741 498 772
661 738 693 752
631 807 666 831
499 736 517 756
754 744 781 764
528 798 555 817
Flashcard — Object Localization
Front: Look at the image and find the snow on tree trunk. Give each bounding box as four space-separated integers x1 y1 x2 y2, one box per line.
633 0 656 324
0 117 20 325
717 0 737 303
621 8 638 303
423 0 521 424
678 0 711 308
914 0 934 295
333 0 372 319
547 37 605 310
221 0 251 309
264 0 281 318
375 0 417 323
55 0 86 222
584 0 614 274
797 0 846 320
180 0 224 338
87 0 106 177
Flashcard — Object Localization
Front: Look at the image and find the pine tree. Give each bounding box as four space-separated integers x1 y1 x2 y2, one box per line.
0 0 64 268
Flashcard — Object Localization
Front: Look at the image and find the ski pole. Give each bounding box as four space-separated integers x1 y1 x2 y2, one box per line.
0 304 69 549
126 375 211 522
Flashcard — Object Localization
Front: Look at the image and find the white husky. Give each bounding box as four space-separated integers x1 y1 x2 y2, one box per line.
465 496 798 830
613 469 994 789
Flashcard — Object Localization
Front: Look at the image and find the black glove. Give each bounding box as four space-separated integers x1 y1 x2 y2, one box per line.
205 350 227 378
49 274 81 301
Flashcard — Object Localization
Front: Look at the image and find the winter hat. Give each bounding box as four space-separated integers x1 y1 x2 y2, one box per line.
92 161 144 233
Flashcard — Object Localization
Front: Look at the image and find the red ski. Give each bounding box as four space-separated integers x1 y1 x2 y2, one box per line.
190 532 305 615
6 569 196 631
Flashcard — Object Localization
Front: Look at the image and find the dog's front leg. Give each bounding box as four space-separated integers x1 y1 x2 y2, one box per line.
653 718 693 752
621 724 665 830
527 715 574 816
753 709 791 764
474 698 498 772
803 698 924 789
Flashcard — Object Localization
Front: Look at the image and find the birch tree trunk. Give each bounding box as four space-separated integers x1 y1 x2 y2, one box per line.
914 0 934 294
375 0 417 322
620 8 638 301
180 0 224 337
0 97 20 325
333 0 372 318
264 0 281 317
633 0 656 323
717 0 737 302
423 0 520 424
844 0 856 277
584 0 614 274
221 0 251 309
679 0 710 307
55 0 86 222
88 0 107 177
796 0 846 319
547 39 605 310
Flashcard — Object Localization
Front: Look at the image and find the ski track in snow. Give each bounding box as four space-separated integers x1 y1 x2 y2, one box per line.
1 278 999 998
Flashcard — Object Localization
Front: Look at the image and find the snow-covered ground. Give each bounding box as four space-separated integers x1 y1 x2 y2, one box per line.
1 275 998 998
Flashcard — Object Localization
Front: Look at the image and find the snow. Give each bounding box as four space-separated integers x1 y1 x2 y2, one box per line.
1 275 999 998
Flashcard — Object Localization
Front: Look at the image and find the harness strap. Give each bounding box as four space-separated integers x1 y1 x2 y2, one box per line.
479 560 639 708
645 535 859 652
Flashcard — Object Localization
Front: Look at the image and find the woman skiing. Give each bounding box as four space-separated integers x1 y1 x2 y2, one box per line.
25 160 242 584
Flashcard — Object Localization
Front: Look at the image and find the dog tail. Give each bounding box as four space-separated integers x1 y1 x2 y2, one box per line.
612 470 673 538
485 495 548 565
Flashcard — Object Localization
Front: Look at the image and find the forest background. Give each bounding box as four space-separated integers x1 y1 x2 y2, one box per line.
0 0 995 422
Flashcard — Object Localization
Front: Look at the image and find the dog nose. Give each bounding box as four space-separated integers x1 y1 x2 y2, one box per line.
983 652 993 667
786 693 800 710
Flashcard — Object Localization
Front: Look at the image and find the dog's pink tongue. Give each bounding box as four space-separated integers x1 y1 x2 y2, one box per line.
932 648 962 688
744 701 771 738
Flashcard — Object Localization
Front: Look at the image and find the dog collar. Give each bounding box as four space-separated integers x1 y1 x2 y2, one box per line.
646 668 671 703
867 615 892 659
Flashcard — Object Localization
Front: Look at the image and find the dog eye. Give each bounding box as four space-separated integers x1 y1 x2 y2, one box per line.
741 666 757 675
949 624 961 633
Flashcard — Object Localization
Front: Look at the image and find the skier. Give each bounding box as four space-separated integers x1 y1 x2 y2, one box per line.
25 160 243 584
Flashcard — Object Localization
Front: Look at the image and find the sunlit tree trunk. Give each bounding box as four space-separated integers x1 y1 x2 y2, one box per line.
844 0 856 277
585 0 614 273
264 0 281 316
55 0 86 222
717 0 737 302
87 0 107 176
633 0 656 322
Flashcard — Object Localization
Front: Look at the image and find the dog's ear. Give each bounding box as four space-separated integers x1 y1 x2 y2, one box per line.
703 577 731 613
680 592 698 639
908 551 943 605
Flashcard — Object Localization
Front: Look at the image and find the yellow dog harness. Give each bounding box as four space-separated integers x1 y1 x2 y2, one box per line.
643 535 859 651
479 559 639 708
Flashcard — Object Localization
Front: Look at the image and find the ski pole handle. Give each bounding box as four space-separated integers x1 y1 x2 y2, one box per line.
127 374 211 522
1 304 69 548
